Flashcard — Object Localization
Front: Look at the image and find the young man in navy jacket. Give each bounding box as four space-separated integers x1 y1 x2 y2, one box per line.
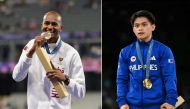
116 10 177 109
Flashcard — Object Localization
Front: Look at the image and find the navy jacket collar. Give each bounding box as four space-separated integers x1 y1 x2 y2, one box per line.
137 38 153 46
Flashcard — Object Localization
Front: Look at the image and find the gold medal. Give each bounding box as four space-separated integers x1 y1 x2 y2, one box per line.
41 31 52 40
143 78 152 89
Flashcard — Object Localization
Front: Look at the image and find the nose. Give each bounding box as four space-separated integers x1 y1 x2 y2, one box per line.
138 25 143 31
47 24 53 31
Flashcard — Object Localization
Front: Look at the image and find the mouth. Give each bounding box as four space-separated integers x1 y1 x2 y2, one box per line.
43 28 57 34
45 30 55 34
138 32 145 36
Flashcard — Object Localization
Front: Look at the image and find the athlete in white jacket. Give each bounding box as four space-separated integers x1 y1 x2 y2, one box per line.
12 11 85 109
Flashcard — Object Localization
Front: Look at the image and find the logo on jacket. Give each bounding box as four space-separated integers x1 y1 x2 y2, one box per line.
58 57 64 65
168 59 174 64
131 56 136 62
59 57 63 61
129 64 158 71
23 45 29 52
150 56 156 60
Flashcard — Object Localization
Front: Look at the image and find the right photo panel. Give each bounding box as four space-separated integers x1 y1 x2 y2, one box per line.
103 0 190 109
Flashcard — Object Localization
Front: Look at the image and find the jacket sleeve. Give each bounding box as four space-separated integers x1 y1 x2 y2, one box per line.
160 47 178 106
12 40 34 82
66 51 86 99
116 48 129 108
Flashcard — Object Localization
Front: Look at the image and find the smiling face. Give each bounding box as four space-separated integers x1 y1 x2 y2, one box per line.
133 17 155 42
41 12 64 40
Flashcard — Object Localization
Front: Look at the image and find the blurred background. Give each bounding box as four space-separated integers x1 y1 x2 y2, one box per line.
0 0 101 109
103 0 190 109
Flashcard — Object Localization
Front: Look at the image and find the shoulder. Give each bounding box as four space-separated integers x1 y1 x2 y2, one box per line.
23 39 35 49
153 40 173 55
121 42 135 51
153 40 171 50
21 39 35 53
119 42 135 59
27 39 35 46
120 42 135 54
61 41 79 55
153 40 169 48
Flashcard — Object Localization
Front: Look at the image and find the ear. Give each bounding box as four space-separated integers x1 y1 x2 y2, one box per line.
152 24 156 31
133 26 136 33
41 23 43 31
60 25 64 31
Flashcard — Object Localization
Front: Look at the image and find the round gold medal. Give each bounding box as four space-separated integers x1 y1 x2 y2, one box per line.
41 31 52 40
143 78 152 89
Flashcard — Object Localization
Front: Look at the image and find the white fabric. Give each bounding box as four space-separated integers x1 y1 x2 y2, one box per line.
12 39 86 109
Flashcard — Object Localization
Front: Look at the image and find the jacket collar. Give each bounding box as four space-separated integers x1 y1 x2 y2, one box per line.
137 38 153 46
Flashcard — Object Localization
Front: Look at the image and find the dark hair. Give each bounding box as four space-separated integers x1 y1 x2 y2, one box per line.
130 10 156 26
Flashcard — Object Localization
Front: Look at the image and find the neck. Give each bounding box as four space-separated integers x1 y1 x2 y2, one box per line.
139 35 152 42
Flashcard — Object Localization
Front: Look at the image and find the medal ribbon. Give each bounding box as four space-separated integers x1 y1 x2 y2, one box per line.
136 40 154 79
42 37 62 54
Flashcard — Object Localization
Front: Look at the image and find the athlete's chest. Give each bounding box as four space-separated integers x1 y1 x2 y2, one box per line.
48 52 70 75
128 46 161 72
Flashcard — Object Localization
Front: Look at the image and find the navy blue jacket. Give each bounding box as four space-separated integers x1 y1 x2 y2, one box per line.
116 39 178 108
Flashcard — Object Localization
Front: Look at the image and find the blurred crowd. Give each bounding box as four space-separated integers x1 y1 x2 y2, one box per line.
0 0 101 34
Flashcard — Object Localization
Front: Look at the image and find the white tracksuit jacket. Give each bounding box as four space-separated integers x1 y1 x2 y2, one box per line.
12 37 85 109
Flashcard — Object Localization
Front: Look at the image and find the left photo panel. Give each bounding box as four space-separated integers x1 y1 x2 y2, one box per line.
0 0 101 109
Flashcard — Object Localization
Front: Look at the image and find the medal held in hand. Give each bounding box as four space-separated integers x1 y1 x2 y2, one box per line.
41 31 52 40
143 78 152 89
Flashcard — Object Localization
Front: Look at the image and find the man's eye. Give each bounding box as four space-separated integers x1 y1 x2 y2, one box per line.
44 22 50 25
51 22 58 26
134 25 139 28
142 23 147 26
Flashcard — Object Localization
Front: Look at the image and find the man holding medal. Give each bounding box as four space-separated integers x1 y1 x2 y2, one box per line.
116 10 177 109
12 11 85 109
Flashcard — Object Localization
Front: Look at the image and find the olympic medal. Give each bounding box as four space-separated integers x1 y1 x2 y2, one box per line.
143 78 152 89
41 31 52 40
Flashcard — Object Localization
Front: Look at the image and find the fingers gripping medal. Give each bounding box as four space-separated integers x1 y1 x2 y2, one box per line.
143 78 152 89
41 31 52 40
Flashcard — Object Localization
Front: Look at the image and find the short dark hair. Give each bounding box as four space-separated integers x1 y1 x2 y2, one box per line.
130 10 156 26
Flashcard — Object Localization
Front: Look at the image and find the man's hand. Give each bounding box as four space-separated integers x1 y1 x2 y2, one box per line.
160 103 175 109
120 104 129 109
46 61 66 82
46 69 66 82
27 36 46 58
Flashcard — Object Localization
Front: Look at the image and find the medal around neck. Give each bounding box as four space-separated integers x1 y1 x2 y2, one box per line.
143 78 152 89
41 31 52 40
